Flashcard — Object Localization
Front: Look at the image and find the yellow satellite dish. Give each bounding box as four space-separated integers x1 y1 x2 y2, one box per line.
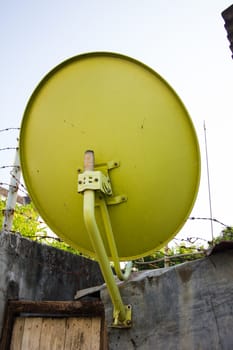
20 52 200 261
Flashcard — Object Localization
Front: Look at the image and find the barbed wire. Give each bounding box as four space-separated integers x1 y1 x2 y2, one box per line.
0 182 17 190
173 236 208 244
0 170 28 197
0 128 20 133
0 183 28 199
9 172 29 196
0 147 18 152
189 216 229 227
13 210 44 225
0 165 16 170
134 251 206 265
32 235 63 242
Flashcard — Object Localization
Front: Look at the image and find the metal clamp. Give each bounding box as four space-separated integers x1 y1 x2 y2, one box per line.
112 304 132 328
78 170 112 195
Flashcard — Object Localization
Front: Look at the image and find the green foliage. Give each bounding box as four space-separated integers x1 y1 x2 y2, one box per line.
0 198 79 255
214 226 233 243
169 244 204 265
2 198 233 268
0 199 5 226
47 238 80 255
134 250 165 270
133 225 233 270
0 199 46 238
133 243 205 271
14 202 46 238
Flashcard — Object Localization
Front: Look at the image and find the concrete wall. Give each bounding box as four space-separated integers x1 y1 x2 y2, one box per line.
0 231 103 337
102 249 233 350
1 230 233 349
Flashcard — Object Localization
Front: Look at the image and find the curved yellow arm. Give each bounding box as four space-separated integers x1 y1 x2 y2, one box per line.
83 189 131 327
98 197 132 281
81 150 132 327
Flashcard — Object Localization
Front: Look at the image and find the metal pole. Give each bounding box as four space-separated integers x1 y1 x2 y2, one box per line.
203 121 214 243
2 146 21 231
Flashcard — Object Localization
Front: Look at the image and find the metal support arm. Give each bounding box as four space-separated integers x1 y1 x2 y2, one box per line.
83 189 131 327
98 197 132 281
80 150 132 328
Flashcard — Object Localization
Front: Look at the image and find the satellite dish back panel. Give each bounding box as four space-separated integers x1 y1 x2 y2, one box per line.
20 52 200 261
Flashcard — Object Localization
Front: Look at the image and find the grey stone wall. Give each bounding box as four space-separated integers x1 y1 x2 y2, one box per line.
102 249 233 350
0 231 103 337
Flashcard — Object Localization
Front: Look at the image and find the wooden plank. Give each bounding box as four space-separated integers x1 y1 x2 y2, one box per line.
64 317 85 350
39 318 66 350
90 317 101 350
82 318 93 350
20 317 42 350
10 317 25 350
100 319 108 350
65 317 101 350
64 317 102 350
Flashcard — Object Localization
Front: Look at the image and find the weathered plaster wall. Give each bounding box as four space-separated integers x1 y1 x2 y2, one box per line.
1 230 233 349
102 249 233 350
0 231 103 337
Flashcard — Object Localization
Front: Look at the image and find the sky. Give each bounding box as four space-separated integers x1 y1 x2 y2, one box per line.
0 0 233 246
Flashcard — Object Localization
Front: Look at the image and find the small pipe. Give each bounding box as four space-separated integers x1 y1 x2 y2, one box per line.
3 146 21 231
84 150 95 171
